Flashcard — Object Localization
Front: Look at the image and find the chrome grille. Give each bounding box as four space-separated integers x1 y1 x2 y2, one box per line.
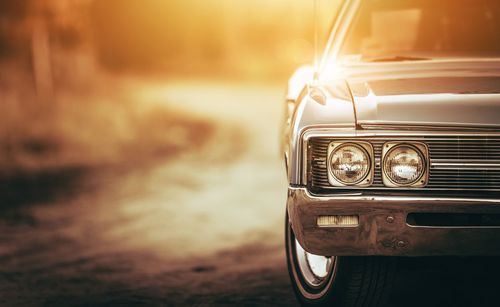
309 135 500 192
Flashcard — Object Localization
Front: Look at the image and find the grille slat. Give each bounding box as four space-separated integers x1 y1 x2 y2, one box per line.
310 135 500 193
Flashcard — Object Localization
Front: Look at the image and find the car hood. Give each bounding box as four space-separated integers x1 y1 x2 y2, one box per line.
342 59 500 128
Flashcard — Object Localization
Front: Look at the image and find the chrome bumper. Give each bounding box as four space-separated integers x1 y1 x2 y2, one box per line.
288 187 500 256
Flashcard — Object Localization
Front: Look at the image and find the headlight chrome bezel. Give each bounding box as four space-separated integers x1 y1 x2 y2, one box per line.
381 142 429 188
327 141 374 187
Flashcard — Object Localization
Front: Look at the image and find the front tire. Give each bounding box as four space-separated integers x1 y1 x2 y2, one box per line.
286 214 395 307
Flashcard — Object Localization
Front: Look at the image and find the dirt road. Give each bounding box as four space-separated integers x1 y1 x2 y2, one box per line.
1 81 499 307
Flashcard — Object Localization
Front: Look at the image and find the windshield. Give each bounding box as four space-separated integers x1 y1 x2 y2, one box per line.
339 0 500 62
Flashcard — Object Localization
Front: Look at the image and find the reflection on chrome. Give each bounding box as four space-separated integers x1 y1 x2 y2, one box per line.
295 239 334 287
384 145 425 185
330 144 370 184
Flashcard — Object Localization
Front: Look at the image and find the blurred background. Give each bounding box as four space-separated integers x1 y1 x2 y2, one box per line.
0 0 338 175
0 1 340 306
2 1 498 306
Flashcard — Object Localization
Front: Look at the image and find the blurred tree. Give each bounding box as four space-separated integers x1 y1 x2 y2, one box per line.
0 0 31 59
31 1 54 99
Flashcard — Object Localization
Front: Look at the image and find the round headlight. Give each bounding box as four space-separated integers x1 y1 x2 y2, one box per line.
383 145 425 186
330 144 370 185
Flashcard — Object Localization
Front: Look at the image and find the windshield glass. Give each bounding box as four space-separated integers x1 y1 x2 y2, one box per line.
339 0 500 61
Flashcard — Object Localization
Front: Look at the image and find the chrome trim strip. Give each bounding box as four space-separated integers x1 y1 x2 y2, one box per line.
359 121 500 131
303 130 500 138
298 187 500 204
432 162 500 170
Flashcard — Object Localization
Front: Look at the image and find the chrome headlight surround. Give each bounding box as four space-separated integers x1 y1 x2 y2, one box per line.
382 142 429 188
327 141 374 187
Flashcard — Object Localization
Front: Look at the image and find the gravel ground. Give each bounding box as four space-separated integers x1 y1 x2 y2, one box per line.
1 81 499 307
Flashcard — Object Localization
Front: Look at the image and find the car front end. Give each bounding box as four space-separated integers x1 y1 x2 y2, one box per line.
284 0 500 305
289 128 500 257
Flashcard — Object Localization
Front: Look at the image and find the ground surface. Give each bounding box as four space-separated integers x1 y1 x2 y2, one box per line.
0 80 499 307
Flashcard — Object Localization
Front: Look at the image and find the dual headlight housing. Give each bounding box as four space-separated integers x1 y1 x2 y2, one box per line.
327 141 429 188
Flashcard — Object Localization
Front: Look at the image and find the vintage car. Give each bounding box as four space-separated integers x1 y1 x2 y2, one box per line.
283 0 500 306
